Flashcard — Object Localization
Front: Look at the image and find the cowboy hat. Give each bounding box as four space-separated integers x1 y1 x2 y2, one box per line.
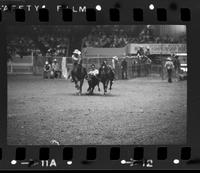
146 46 150 49
167 57 172 61
73 49 81 55
113 56 118 60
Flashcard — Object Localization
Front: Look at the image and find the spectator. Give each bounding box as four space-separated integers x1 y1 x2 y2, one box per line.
164 57 175 83
112 56 120 80
82 25 186 48
121 57 128 79
173 55 180 79
52 59 62 78
43 61 51 79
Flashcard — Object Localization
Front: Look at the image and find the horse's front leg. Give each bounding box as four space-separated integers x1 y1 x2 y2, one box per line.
70 72 75 82
79 79 84 95
103 81 108 95
87 84 93 95
104 84 106 95
74 81 79 90
87 85 91 92
102 82 106 95
97 81 100 92
109 80 113 90
90 86 95 95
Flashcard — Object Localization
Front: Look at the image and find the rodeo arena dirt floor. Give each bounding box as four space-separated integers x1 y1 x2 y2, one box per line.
7 75 187 145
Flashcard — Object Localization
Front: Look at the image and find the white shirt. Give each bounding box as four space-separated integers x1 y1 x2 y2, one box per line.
165 61 174 69
88 69 99 76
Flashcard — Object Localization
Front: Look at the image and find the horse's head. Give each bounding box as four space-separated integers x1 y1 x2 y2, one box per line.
99 64 108 75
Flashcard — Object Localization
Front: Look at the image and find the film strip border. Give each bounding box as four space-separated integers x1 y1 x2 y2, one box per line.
0 5 191 23
0 146 196 169
0 0 197 170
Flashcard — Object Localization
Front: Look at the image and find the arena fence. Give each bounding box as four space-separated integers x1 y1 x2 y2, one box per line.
8 55 176 80
81 57 172 80
7 54 34 75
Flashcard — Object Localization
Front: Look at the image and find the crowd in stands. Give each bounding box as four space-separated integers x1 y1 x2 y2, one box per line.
82 25 186 48
7 37 35 57
7 33 69 59
7 25 187 60
82 26 129 48
38 34 69 56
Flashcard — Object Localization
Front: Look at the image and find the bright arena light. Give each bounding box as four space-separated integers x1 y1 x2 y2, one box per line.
149 4 155 10
11 160 17 165
96 5 102 11
67 161 72 165
121 160 126 164
173 159 180 164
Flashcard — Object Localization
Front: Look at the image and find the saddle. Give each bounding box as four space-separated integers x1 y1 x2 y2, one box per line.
73 63 82 72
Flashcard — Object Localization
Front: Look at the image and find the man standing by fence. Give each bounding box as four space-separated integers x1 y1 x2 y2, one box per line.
52 59 62 78
144 46 151 76
131 57 137 78
173 54 180 80
164 57 175 83
112 56 119 80
121 57 128 79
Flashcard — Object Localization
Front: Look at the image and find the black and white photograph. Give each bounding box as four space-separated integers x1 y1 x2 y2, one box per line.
7 25 187 145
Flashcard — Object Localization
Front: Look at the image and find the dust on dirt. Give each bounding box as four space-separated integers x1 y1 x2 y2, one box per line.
7 75 187 145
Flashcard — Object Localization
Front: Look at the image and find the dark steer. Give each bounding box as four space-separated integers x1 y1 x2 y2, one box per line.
86 74 100 95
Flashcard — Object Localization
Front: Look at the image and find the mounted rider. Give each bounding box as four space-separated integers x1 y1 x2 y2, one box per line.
69 49 82 81
72 49 82 65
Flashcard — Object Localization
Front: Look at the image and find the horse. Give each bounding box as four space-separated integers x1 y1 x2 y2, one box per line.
71 63 87 95
85 74 101 95
99 63 115 95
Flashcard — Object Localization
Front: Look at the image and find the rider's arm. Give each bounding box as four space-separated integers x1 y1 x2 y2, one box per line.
72 55 79 61
94 69 99 75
